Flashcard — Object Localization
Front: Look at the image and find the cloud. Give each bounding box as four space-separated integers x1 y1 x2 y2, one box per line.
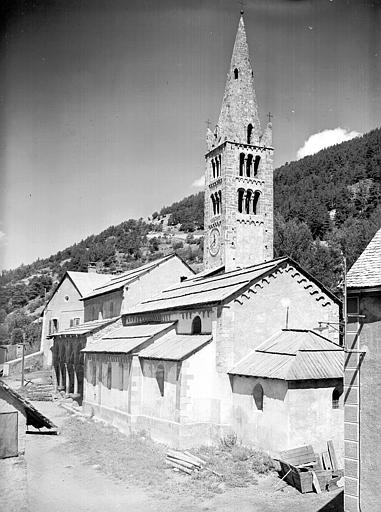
296 128 362 160
192 175 205 188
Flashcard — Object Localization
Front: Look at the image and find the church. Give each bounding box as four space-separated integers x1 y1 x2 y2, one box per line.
77 14 343 456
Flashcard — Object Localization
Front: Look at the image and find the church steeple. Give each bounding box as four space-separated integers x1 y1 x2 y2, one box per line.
209 14 261 150
204 13 274 272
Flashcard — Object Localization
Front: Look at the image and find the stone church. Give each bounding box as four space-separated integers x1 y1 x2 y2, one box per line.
79 14 343 456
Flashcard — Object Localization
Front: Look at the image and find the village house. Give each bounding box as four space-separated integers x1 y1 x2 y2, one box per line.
40 270 110 367
81 14 343 456
49 254 194 399
344 228 381 512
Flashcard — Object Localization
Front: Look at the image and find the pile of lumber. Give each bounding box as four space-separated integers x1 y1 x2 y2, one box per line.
275 440 343 494
165 449 206 475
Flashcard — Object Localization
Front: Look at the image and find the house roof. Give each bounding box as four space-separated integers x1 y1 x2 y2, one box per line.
50 317 118 337
67 271 110 297
126 257 339 315
347 228 381 289
82 322 174 354
229 329 343 381
82 254 193 300
138 331 212 361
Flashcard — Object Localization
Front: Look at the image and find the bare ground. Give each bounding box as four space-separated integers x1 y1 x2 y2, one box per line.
1 399 343 512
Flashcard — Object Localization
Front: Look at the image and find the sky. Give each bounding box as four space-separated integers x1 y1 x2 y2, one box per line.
1 0 380 270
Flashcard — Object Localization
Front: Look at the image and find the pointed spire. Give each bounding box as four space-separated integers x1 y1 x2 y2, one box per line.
215 13 261 146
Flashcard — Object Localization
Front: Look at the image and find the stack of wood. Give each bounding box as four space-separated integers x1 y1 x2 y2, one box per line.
165 449 206 475
274 440 343 494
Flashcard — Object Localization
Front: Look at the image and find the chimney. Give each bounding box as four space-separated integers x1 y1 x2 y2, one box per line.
88 264 97 274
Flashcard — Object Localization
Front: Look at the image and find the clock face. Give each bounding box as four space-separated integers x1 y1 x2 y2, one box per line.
209 228 221 256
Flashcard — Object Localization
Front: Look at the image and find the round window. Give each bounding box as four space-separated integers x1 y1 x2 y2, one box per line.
64 295 69 301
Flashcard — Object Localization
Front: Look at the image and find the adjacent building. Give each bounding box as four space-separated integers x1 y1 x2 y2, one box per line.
344 228 381 512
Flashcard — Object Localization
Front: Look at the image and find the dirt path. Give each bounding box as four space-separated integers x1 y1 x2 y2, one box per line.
25 402 157 512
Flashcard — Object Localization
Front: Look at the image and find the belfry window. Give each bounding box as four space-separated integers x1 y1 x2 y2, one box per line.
211 194 216 215
253 383 264 411
218 190 222 213
254 155 261 176
246 154 253 177
238 189 244 213
253 190 260 215
245 189 253 214
191 316 202 334
234 68 239 79
239 153 245 176
247 124 253 144
212 160 216 179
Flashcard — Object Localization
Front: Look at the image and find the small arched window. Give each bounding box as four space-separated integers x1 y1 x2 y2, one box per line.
247 124 253 144
239 153 245 176
245 189 252 214
215 157 219 177
254 155 261 176
218 190 222 213
253 383 264 411
191 316 202 334
212 160 216 179
253 190 260 215
156 364 165 397
332 384 343 409
238 189 244 213
234 68 239 79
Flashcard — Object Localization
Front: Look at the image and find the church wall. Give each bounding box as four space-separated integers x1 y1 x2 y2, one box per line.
224 269 339 369
230 376 288 452
287 380 343 462
230 376 343 458
41 277 83 367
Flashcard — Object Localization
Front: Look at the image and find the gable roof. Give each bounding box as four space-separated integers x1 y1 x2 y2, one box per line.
42 270 110 313
347 228 381 289
66 271 110 297
229 329 343 381
82 253 194 300
82 322 175 354
138 332 212 361
126 257 339 315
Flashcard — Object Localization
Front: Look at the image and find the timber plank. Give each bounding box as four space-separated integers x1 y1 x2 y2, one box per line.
322 451 332 471
327 440 338 471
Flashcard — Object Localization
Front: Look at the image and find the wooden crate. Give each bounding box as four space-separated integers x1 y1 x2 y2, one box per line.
279 461 313 493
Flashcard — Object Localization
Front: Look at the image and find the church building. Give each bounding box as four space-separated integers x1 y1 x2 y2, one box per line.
81 14 343 457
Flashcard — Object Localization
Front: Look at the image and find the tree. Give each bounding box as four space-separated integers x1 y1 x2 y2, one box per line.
11 327 24 345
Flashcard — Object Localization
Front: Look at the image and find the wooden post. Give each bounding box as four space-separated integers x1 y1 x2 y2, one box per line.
73 367 78 395
21 333 25 387
65 364 70 394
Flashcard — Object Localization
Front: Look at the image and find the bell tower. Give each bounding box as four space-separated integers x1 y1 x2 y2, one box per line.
203 13 274 272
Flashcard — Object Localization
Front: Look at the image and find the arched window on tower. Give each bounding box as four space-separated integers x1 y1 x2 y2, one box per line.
238 189 244 213
247 124 253 144
332 384 343 409
212 160 216 179
215 157 219 177
239 153 245 176
253 383 264 411
234 68 239 79
253 190 260 215
218 155 222 176
254 155 261 176
211 194 216 215
246 154 253 177
218 190 222 213
245 189 253 214
191 316 202 334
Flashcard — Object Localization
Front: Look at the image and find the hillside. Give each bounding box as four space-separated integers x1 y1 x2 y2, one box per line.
1 127 380 347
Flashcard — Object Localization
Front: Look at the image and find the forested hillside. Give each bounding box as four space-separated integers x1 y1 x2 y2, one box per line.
1 127 380 348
